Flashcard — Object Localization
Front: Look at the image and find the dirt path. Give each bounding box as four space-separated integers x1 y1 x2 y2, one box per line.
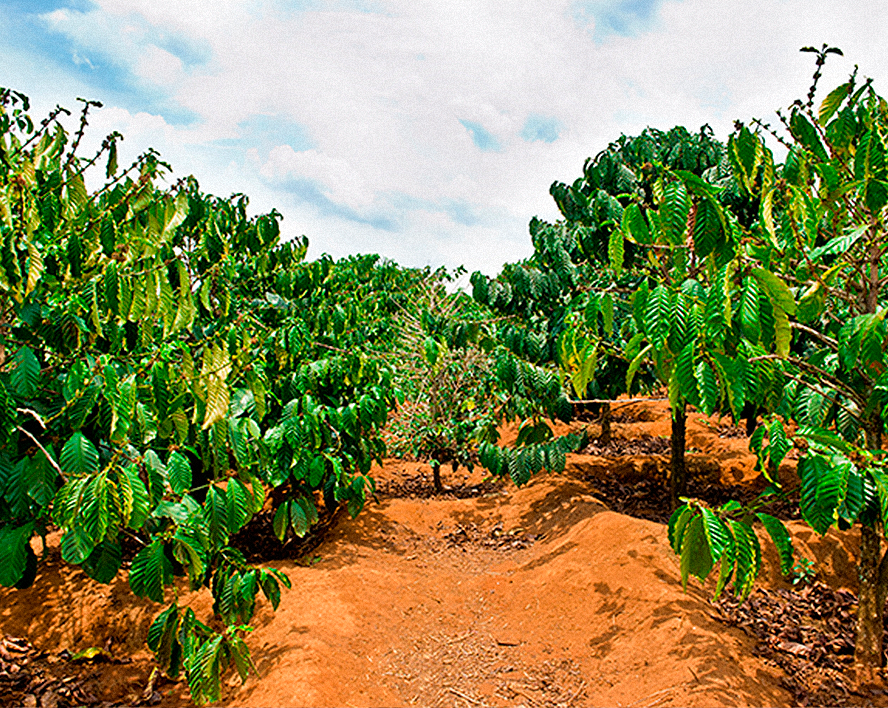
0 400 878 707
229 474 792 707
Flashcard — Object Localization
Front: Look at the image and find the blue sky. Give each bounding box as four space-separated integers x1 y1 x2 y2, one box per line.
3 0 888 275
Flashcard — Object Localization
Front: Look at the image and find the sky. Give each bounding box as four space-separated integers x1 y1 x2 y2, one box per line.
3 1 888 276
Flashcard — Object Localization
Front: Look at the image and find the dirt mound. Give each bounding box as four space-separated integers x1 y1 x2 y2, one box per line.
0 399 883 707
0 475 795 707
181 476 793 707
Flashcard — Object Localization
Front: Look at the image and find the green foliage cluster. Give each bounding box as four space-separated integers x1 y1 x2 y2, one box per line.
384 273 497 490
0 85 585 702
486 45 888 667
386 269 582 492
0 88 427 702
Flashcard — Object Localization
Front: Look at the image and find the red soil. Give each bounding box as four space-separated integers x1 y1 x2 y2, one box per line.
0 399 880 707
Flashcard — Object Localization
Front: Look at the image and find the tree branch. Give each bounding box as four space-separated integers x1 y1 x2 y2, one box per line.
17 426 63 477
790 321 838 349
748 354 866 408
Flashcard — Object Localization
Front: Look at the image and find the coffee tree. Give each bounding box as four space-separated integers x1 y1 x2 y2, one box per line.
480 125 760 506
383 271 493 492
0 89 403 702
388 266 585 491
666 47 888 669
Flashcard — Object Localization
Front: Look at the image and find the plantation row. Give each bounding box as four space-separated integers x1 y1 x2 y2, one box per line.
3 45 888 701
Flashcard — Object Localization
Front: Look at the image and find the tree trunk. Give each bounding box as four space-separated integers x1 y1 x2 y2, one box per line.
432 461 442 493
855 525 885 668
744 402 758 437
856 421 888 670
669 403 687 511
599 402 612 446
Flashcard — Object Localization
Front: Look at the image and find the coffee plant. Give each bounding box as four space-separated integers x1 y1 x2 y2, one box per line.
388 266 585 491
663 46 888 668
0 89 412 702
475 124 753 506
482 45 888 670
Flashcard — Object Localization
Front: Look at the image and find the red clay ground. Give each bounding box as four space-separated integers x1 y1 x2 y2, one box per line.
0 399 883 707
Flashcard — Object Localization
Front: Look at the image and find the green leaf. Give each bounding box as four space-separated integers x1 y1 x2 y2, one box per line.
668 505 692 554
82 538 123 583
795 425 851 455
167 451 192 496
147 603 178 653
608 228 625 275
63 360 89 402
622 203 650 244
819 81 851 125
696 361 718 416
730 520 761 600
737 277 761 342
309 456 326 487
189 634 224 704
766 417 790 472
773 306 791 358
25 450 58 506
123 464 150 530
148 603 182 679
129 539 173 603
751 268 796 316
644 285 672 345
12 346 40 398
679 515 713 589
60 432 100 477
203 486 230 548
424 336 439 366
626 344 652 392
797 283 826 324
799 454 840 535
227 633 256 683
601 294 614 336
289 497 311 537
61 525 95 564
106 139 118 178
228 419 250 468
729 125 763 194
226 478 251 534
712 533 737 602
0 523 34 587
790 109 829 163
691 199 723 258
171 529 207 588
80 472 110 543
809 226 866 261
272 502 289 542
259 570 282 611
757 513 793 576
700 508 731 562
661 180 690 245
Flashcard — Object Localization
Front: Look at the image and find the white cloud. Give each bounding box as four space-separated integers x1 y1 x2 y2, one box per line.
10 0 888 274
257 145 375 211
134 44 185 87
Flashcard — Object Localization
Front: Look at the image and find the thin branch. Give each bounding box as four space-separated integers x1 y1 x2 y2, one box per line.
748 353 866 407
789 321 838 349
16 407 46 428
780 370 863 425
63 98 102 171
17 426 63 476
570 396 668 405
16 105 71 155
312 341 349 354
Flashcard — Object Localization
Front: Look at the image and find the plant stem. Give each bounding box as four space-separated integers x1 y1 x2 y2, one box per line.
670 402 687 511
